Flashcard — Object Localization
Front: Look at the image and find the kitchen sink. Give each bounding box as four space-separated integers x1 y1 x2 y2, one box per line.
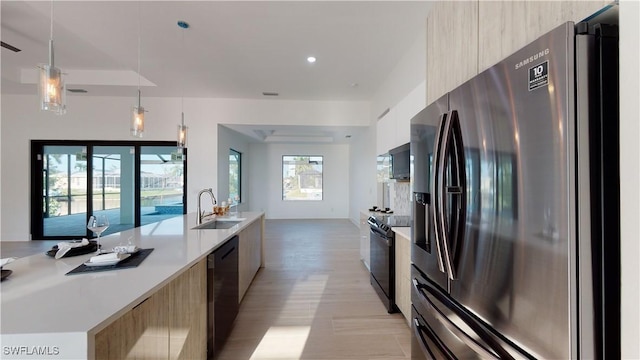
193 220 242 230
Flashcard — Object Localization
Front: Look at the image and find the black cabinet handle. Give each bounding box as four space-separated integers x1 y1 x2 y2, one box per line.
221 246 236 261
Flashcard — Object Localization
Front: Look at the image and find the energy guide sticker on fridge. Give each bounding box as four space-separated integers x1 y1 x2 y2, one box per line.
528 60 549 91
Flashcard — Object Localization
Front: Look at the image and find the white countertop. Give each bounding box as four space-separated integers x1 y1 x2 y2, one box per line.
0 211 263 359
392 226 411 240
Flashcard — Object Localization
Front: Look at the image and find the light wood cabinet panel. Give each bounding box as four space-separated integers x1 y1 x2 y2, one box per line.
168 260 207 360
479 1 608 72
239 219 263 301
430 1 607 102
524 1 608 44
426 1 478 104
394 232 411 326
95 286 169 359
95 259 206 360
478 1 528 72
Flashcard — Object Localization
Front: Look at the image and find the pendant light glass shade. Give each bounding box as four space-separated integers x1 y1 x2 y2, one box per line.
177 113 188 151
131 90 145 137
38 39 65 114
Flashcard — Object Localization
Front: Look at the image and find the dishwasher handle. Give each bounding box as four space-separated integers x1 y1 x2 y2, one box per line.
221 246 237 261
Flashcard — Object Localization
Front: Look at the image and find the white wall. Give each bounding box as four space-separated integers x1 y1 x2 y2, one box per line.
370 29 426 122
217 124 253 211
0 94 369 240
348 123 377 225
347 29 427 225
249 142 349 219
619 1 640 357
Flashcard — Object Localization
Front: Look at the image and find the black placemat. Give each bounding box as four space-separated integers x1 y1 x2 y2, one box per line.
65 248 154 276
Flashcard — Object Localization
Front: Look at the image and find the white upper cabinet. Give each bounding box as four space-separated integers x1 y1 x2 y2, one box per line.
376 81 426 155
376 107 396 155
396 81 426 146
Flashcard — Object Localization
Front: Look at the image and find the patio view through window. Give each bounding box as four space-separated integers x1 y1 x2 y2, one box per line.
229 149 241 203
31 141 186 240
282 156 323 201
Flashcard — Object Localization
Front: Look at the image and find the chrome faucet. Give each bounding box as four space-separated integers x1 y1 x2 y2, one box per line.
197 188 217 225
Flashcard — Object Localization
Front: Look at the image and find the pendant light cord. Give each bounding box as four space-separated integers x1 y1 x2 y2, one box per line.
137 1 141 92
180 25 185 122
48 0 55 66
50 0 54 40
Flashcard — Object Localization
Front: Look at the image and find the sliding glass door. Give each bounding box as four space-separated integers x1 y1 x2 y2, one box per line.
40 145 88 237
31 141 187 240
92 146 135 236
139 146 186 226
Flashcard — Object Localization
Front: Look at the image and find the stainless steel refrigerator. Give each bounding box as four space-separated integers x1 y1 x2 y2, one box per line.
410 19 619 359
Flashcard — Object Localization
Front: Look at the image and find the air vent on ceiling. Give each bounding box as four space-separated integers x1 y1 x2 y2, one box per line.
67 89 88 93
262 92 279 97
1 41 21 52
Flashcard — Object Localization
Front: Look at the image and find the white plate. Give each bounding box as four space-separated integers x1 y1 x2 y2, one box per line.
84 253 130 267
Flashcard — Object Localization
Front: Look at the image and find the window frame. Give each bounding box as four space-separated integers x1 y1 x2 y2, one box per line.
229 148 242 203
281 155 324 201
30 140 188 240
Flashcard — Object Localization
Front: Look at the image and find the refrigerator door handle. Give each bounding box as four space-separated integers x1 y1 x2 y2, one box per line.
443 110 467 280
437 110 454 279
437 110 467 280
413 317 457 360
413 278 513 360
431 112 448 274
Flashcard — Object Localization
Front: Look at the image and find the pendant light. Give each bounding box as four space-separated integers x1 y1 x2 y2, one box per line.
177 20 189 152
38 0 65 114
131 2 145 137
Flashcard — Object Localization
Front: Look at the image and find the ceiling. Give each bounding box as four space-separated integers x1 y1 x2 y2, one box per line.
1 1 431 143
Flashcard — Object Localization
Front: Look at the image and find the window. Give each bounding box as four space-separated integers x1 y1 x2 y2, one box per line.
282 156 323 201
229 149 241 203
31 140 187 240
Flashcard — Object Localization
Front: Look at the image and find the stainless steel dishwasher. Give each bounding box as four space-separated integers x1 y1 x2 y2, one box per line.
207 235 239 359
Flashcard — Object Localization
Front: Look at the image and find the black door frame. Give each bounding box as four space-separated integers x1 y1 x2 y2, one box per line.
30 140 188 240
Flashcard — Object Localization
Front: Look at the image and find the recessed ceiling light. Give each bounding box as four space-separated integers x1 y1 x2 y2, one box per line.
307 56 316 63
350 82 359 88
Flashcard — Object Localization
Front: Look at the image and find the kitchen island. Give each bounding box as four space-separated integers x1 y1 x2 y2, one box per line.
0 211 264 359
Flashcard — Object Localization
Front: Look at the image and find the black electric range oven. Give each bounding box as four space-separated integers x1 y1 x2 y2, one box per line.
367 214 411 313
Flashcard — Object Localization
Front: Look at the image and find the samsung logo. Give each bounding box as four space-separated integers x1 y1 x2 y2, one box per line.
515 48 550 70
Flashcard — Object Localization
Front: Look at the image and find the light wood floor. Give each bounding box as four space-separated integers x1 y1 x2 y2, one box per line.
216 219 411 360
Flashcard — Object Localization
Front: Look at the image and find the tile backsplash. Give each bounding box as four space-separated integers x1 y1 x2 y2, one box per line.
390 181 411 215
379 181 411 216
